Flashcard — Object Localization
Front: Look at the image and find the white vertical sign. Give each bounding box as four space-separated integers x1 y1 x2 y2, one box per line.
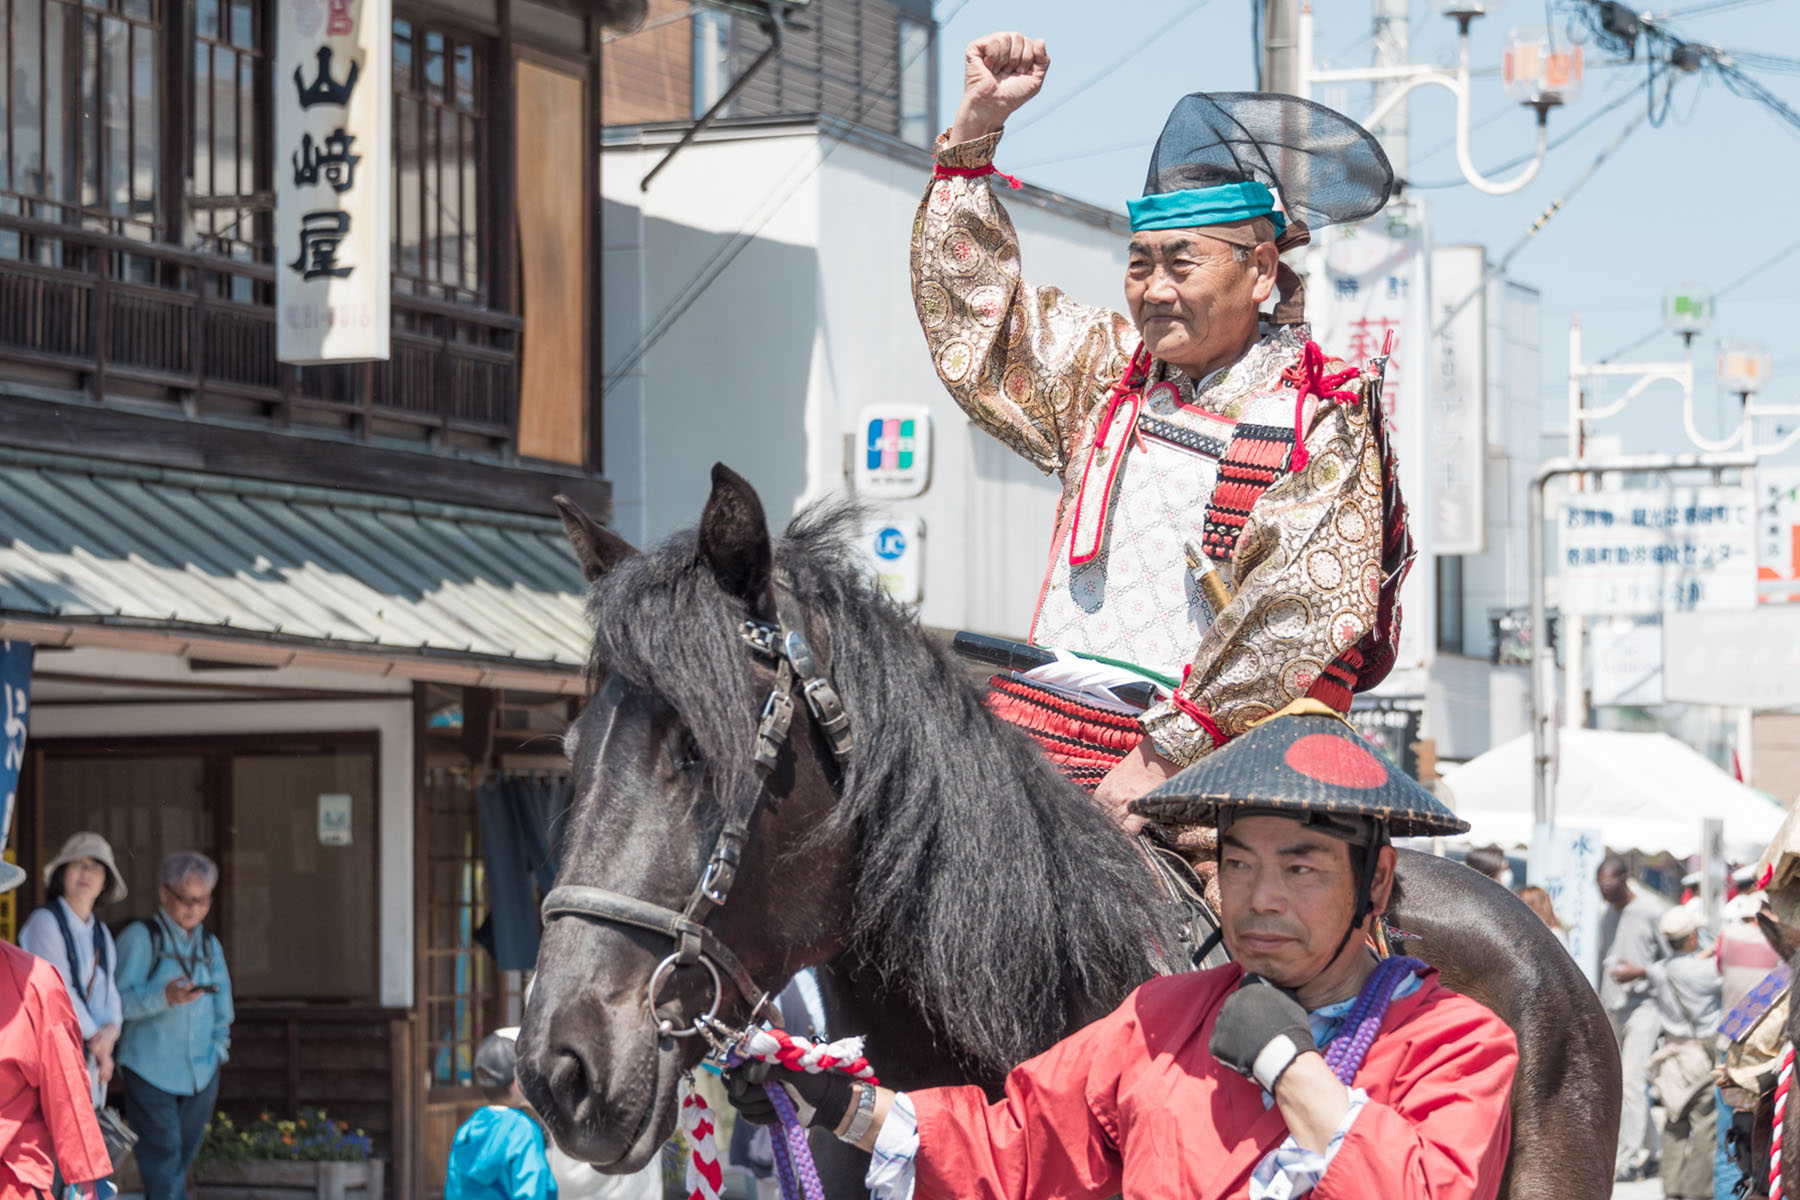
1309 198 1435 677
1529 822 1606 988
277 0 392 363
1429 246 1487 554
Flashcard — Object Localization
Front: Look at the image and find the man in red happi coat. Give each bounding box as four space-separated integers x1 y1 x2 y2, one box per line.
0 858 115 1199
729 709 1518 1200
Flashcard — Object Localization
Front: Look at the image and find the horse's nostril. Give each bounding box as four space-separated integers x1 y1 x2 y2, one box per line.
550 1043 591 1104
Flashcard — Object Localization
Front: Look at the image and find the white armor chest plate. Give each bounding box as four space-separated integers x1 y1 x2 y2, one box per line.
1030 338 1304 681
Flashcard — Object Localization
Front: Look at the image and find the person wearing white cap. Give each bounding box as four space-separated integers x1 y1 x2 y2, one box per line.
17 832 127 1108
1641 905 1724 1200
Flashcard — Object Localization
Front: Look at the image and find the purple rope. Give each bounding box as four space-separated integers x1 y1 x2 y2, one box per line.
1321 956 1425 1086
761 1080 826 1200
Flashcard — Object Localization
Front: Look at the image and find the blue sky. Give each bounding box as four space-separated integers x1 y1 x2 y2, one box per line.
932 1 1800 461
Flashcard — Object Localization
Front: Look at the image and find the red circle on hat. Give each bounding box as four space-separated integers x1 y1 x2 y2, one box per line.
1284 733 1388 789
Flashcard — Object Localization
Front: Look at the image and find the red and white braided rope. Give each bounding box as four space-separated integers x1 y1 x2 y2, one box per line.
1773 1043 1794 1200
739 1029 880 1084
679 1088 723 1200
677 1030 879 1200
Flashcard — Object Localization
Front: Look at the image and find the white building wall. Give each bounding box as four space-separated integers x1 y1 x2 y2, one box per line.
603 120 1133 634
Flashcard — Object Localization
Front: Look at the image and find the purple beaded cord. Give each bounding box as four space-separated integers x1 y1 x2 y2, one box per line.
760 1079 827 1200
1320 956 1425 1086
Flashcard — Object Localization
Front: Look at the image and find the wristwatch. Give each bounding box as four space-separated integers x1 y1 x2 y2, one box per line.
837 1081 878 1144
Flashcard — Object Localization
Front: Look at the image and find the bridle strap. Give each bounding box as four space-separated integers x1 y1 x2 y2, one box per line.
540 570 854 1036
540 884 768 1013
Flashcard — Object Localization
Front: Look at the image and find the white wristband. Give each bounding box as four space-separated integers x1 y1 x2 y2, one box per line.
1250 1033 1304 1093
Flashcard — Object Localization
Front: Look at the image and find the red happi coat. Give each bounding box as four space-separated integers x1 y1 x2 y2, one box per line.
909 964 1516 1200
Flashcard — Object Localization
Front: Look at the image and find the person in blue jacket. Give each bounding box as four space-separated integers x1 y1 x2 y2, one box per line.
447 1029 558 1200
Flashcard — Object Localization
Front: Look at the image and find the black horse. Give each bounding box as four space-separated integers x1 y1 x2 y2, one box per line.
518 464 1620 1199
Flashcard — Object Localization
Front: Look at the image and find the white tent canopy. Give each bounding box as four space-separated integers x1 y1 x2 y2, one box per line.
1439 729 1786 861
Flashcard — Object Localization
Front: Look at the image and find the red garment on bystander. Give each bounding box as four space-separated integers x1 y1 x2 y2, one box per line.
0 938 113 1196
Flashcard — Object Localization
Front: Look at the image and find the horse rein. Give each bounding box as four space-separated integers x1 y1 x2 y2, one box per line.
540 575 855 1044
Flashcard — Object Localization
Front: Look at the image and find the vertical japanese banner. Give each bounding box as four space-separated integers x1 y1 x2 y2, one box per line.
277 0 392 363
0 641 32 925
1308 198 1436 680
1428 245 1487 556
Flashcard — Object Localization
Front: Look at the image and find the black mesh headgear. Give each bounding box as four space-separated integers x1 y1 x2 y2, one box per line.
1142 92 1394 232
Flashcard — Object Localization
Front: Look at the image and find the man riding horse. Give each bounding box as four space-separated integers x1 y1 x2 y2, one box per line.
917 33 1406 849
726 711 1517 1199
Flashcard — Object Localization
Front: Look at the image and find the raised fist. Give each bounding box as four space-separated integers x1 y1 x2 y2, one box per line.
951 32 1049 143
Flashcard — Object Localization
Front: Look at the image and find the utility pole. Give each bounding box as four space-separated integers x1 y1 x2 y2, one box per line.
1262 0 1302 95
1371 0 1410 179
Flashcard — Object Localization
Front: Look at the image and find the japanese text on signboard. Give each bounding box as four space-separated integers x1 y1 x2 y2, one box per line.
276 0 390 362
1558 487 1755 615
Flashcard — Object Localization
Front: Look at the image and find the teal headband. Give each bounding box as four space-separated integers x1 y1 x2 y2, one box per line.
1126 181 1288 237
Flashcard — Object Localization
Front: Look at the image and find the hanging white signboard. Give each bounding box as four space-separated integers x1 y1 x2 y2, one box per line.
277 0 392 363
1428 245 1486 555
1558 485 1755 615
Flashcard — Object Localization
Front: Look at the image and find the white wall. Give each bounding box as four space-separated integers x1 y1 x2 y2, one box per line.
603 119 1135 634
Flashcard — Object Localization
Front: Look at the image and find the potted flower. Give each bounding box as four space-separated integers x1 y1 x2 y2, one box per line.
194 1109 384 1200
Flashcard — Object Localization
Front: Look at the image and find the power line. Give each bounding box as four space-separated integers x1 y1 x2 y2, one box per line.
1008 0 1219 136
1433 103 1653 335
1008 136 1154 171
601 0 977 396
1600 235 1800 360
1663 0 1777 17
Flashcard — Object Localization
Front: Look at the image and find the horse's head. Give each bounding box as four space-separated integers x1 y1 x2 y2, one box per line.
518 465 856 1169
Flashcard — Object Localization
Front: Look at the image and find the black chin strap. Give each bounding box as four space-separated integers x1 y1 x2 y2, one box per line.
1316 833 1385 979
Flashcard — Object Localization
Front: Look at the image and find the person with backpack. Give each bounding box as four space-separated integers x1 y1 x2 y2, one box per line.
113 852 233 1200
17 832 126 1109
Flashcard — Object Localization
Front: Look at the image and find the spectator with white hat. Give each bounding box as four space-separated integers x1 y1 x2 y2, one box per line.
17 832 126 1108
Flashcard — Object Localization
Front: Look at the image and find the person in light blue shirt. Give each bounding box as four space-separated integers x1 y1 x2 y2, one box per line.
446 1030 557 1200
113 851 234 1200
17 831 127 1109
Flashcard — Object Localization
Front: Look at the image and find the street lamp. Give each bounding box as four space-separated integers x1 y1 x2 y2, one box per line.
1300 3 1582 195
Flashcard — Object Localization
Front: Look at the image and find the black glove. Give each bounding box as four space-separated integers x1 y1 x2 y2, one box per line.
721 1061 857 1131
1209 974 1316 1092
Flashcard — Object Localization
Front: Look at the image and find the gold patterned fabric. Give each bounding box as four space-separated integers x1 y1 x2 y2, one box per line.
912 132 1395 769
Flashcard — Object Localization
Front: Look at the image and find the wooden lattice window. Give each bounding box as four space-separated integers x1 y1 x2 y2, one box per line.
189 0 269 264
0 0 164 244
421 764 521 1090
392 17 486 304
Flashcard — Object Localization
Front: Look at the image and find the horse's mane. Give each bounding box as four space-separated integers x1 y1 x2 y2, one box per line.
585 502 1175 1079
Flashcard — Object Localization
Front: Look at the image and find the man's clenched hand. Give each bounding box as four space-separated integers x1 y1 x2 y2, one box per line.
950 32 1049 143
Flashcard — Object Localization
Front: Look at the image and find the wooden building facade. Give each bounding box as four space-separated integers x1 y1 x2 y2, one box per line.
0 0 640 1195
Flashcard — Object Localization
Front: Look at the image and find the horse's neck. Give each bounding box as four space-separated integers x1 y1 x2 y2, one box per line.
819 955 1009 1096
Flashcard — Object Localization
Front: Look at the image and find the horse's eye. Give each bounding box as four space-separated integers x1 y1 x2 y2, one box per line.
669 732 703 775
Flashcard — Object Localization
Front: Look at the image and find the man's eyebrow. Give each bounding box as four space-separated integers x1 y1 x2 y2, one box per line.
1219 831 1335 858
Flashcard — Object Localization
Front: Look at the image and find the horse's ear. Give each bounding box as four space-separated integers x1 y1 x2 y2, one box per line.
698 463 774 618
554 495 636 582
1757 906 1800 964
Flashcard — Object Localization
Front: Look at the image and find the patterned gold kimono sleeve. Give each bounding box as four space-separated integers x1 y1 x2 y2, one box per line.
912 130 1139 477
1140 384 1389 766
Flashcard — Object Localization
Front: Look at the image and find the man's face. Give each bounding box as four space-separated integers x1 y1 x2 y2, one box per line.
1123 228 1274 377
1218 815 1391 993
161 873 214 932
1596 866 1630 907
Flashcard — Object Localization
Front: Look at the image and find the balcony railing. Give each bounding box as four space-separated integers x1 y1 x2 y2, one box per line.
0 212 521 450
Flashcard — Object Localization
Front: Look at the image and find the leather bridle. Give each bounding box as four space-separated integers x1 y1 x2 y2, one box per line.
539 577 854 1043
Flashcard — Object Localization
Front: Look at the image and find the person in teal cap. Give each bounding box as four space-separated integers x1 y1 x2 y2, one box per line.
445 1030 558 1200
914 32 1409 884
